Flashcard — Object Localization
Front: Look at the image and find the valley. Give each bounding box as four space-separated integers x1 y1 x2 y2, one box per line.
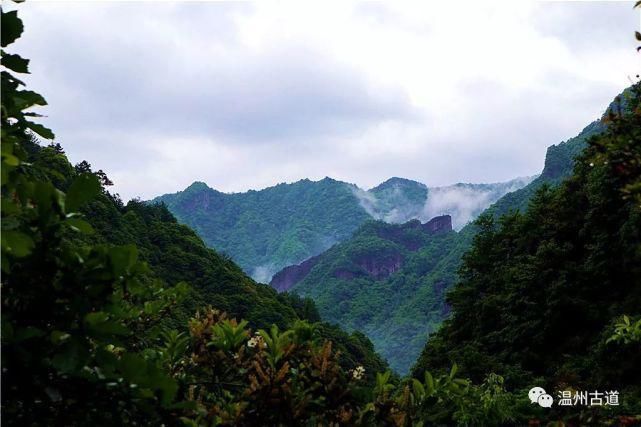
151 94 613 374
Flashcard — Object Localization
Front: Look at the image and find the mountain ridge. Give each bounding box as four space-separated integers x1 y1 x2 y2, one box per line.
271 215 453 292
153 176 533 281
265 89 627 374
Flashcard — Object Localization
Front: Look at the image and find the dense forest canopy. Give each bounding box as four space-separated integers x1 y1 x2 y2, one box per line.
288 218 463 374
413 83 641 420
267 88 627 376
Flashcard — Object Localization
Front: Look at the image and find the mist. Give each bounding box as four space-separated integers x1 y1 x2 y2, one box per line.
349 177 536 230
422 176 536 230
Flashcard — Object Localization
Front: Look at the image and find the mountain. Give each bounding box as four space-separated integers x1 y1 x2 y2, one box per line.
270 91 624 375
478 95 615 221
273 215 461 374
411 86 641 421
353 176 536 228
154 176 532 281
154 178 371 282
355 177 429 223
23 142 389 380
150 111 592 374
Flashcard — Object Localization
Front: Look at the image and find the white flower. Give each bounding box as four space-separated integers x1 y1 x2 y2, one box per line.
247 336 259 348
352 365 365 380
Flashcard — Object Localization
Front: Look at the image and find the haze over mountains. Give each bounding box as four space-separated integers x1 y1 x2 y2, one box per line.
154 176 534 282
355 177 535 228
271 216 460 373
264 104 610 373
152 88 617 374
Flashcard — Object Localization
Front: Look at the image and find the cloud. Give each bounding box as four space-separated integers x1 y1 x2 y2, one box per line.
532 1 639 54
422 177 536 230
10 1 640 200
349 176 535 230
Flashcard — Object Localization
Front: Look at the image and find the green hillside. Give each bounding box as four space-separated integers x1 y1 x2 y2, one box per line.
22 139 389 376
4 3 640 425
412 84 641 421
155 176 532 282
275 90 624 376
155 178 372 282
276 217 460 374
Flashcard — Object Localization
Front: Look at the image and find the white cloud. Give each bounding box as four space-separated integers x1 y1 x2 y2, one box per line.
10 1 640 200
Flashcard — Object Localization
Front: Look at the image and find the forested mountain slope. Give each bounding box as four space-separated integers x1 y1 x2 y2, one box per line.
22 141 389 380
155 176 532 282
274 216 464 374
155 178 371 282
413 85 641 421
274 89 628 376
4 3 639 424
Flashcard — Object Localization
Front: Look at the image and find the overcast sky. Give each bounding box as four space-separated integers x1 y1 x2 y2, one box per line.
12 1 641 200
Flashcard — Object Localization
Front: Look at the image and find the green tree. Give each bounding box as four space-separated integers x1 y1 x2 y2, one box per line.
1 6 187 424
413 82 641 423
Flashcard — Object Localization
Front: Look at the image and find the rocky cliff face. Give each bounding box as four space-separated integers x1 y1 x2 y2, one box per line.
354 253 404 280
270 254 322 292
421 215 452 234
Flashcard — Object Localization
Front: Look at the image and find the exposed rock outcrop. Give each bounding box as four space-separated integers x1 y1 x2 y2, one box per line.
270 254 322 292
269 215 453 291
355 253 404 280
422 215 452 234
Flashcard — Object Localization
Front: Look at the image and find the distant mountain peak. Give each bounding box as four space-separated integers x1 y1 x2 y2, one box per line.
185 181 212 191
154 174 533 280
371 177 427 192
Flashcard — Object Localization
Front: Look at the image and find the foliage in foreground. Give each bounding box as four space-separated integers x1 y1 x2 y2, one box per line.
159 308 517 426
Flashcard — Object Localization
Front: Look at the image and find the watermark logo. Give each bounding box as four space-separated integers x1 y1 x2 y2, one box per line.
529 387 553 408
557 390 619 407
529 387 620 408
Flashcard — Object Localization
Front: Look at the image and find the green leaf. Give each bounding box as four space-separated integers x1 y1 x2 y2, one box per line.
109 244 139 277
1 52 29 73
14 90 47 109
412 378 425 397
25 121 55 140
119 353 147 383
1 230 34 257
2 152 20 166
1 10 24 48
66 173 100 212
95 346 119 376
85 312 130 337
66 217 94 234
14 326 45 342
51 338 89 373
449 363 458 379
50 330 71 345
424 371 435 393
